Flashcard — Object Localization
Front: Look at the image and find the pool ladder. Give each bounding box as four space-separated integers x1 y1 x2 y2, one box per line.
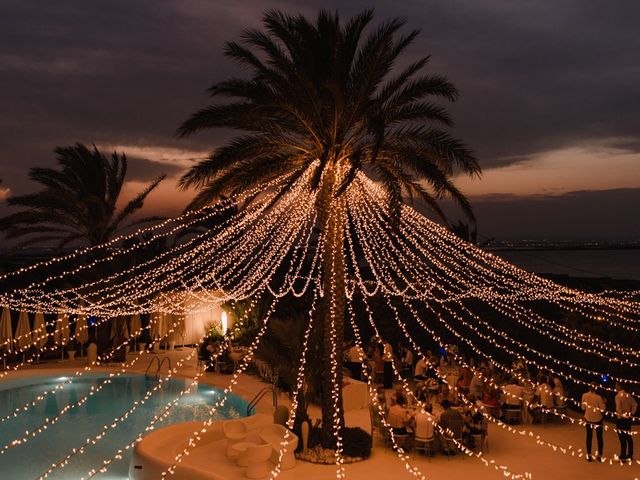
145 355 172 380
246 385 278 416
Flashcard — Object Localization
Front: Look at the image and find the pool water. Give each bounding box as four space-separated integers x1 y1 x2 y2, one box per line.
0 374 251 479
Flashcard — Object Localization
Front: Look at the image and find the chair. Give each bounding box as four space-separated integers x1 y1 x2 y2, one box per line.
552 404 568 421
441 434 463 457
223 420 248 457
440 415 465 457
393 433 412 451
413 436 436 458
503 406 521 425
471 419 489 453
244 442 273 479
259 423 299 471
369 406 384 440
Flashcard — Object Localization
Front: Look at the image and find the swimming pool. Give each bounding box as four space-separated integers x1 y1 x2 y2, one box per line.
0 373 251 479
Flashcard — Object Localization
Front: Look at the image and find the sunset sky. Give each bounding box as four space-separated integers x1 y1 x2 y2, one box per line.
1 0 639 241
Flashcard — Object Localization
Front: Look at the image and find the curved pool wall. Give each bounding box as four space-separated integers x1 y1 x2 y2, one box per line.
0 373 252 479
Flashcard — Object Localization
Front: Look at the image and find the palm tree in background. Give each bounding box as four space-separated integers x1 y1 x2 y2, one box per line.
177 9 480 445
0 144 165 248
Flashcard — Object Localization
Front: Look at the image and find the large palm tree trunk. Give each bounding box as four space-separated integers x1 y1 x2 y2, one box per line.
316 166 346 448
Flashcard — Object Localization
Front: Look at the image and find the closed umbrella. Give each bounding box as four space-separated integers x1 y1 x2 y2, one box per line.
169 313 186 349
1 306 13 369
129 314 142 351
110 318 130 340
159 313 168 348
15 308 31 361
75 312 89 357
32 311 48 362
149 311 161 341
54 311 70 360
149 311 167 351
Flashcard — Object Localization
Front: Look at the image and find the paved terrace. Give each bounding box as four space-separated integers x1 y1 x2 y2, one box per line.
4 348 638 480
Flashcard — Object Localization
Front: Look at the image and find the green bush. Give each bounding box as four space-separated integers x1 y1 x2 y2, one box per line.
341 427 372 459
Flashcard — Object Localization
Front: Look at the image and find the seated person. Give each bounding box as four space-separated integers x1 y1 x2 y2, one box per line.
552 377 566 407
439 399 465 440
376 386 388 411
469 370 485 400
400 346 414 378
414 357 428 379
346 343 365 380
457 364 473 393
536 377 554 409
390 382 405 406
425 377 440 402
414 403 436 440
503 378 524 409
386 395 411 435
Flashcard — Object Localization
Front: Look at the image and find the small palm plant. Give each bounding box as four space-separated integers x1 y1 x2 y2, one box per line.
1 144 165 248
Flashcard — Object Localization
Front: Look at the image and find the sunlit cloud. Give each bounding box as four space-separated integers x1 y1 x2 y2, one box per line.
455 137 640 198
0 185 11 201
96 143 210 170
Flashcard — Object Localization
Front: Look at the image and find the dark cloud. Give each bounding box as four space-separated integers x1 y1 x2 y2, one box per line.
1 0 639 240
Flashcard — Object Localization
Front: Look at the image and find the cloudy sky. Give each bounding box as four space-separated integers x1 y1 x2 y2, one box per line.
1 0 639 241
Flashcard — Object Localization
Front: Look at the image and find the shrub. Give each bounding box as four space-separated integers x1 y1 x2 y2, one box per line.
341 427 372 459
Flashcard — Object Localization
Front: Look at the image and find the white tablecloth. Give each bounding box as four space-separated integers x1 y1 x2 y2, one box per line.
342 378 369 411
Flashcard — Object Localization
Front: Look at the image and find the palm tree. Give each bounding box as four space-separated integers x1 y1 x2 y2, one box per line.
177 9 480 445
0 143 165 248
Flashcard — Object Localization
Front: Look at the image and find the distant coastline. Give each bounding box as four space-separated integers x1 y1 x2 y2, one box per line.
487 240 640 252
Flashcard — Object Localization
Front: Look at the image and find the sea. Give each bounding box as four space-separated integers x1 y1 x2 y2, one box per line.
493 248 640 281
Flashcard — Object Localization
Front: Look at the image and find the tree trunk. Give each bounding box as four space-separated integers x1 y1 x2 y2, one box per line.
315 166 346 448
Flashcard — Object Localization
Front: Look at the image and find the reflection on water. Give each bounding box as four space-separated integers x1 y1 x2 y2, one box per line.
0 374 250 479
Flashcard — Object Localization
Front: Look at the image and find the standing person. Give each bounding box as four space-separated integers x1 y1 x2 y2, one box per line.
615 382 638 462
581 383 606 462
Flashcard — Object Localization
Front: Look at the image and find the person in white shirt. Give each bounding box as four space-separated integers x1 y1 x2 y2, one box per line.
581 383 606 462
386 395 410 434
469 371 485 400
615 382 638 461
414 403 436 441
345 343 365 380
503 379 524 407
536 379 554 408
414 357 427 379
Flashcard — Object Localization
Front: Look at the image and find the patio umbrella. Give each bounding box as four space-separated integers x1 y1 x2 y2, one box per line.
129 314 142 351
1 306 13 369
169 313 186 349
54 311 70 360
32 310 48 362
110 318 130 340
74 312 89 357
149 311 161 342
15 308 32 361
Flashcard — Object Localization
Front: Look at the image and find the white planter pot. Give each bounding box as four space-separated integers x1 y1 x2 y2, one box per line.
153 342 160 353
169 341 176 351
67 351 76 361
138 343 147 352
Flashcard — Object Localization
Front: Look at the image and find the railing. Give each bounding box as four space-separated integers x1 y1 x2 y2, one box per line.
144 355 172 380
144 356 160 378
246 386 278 416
